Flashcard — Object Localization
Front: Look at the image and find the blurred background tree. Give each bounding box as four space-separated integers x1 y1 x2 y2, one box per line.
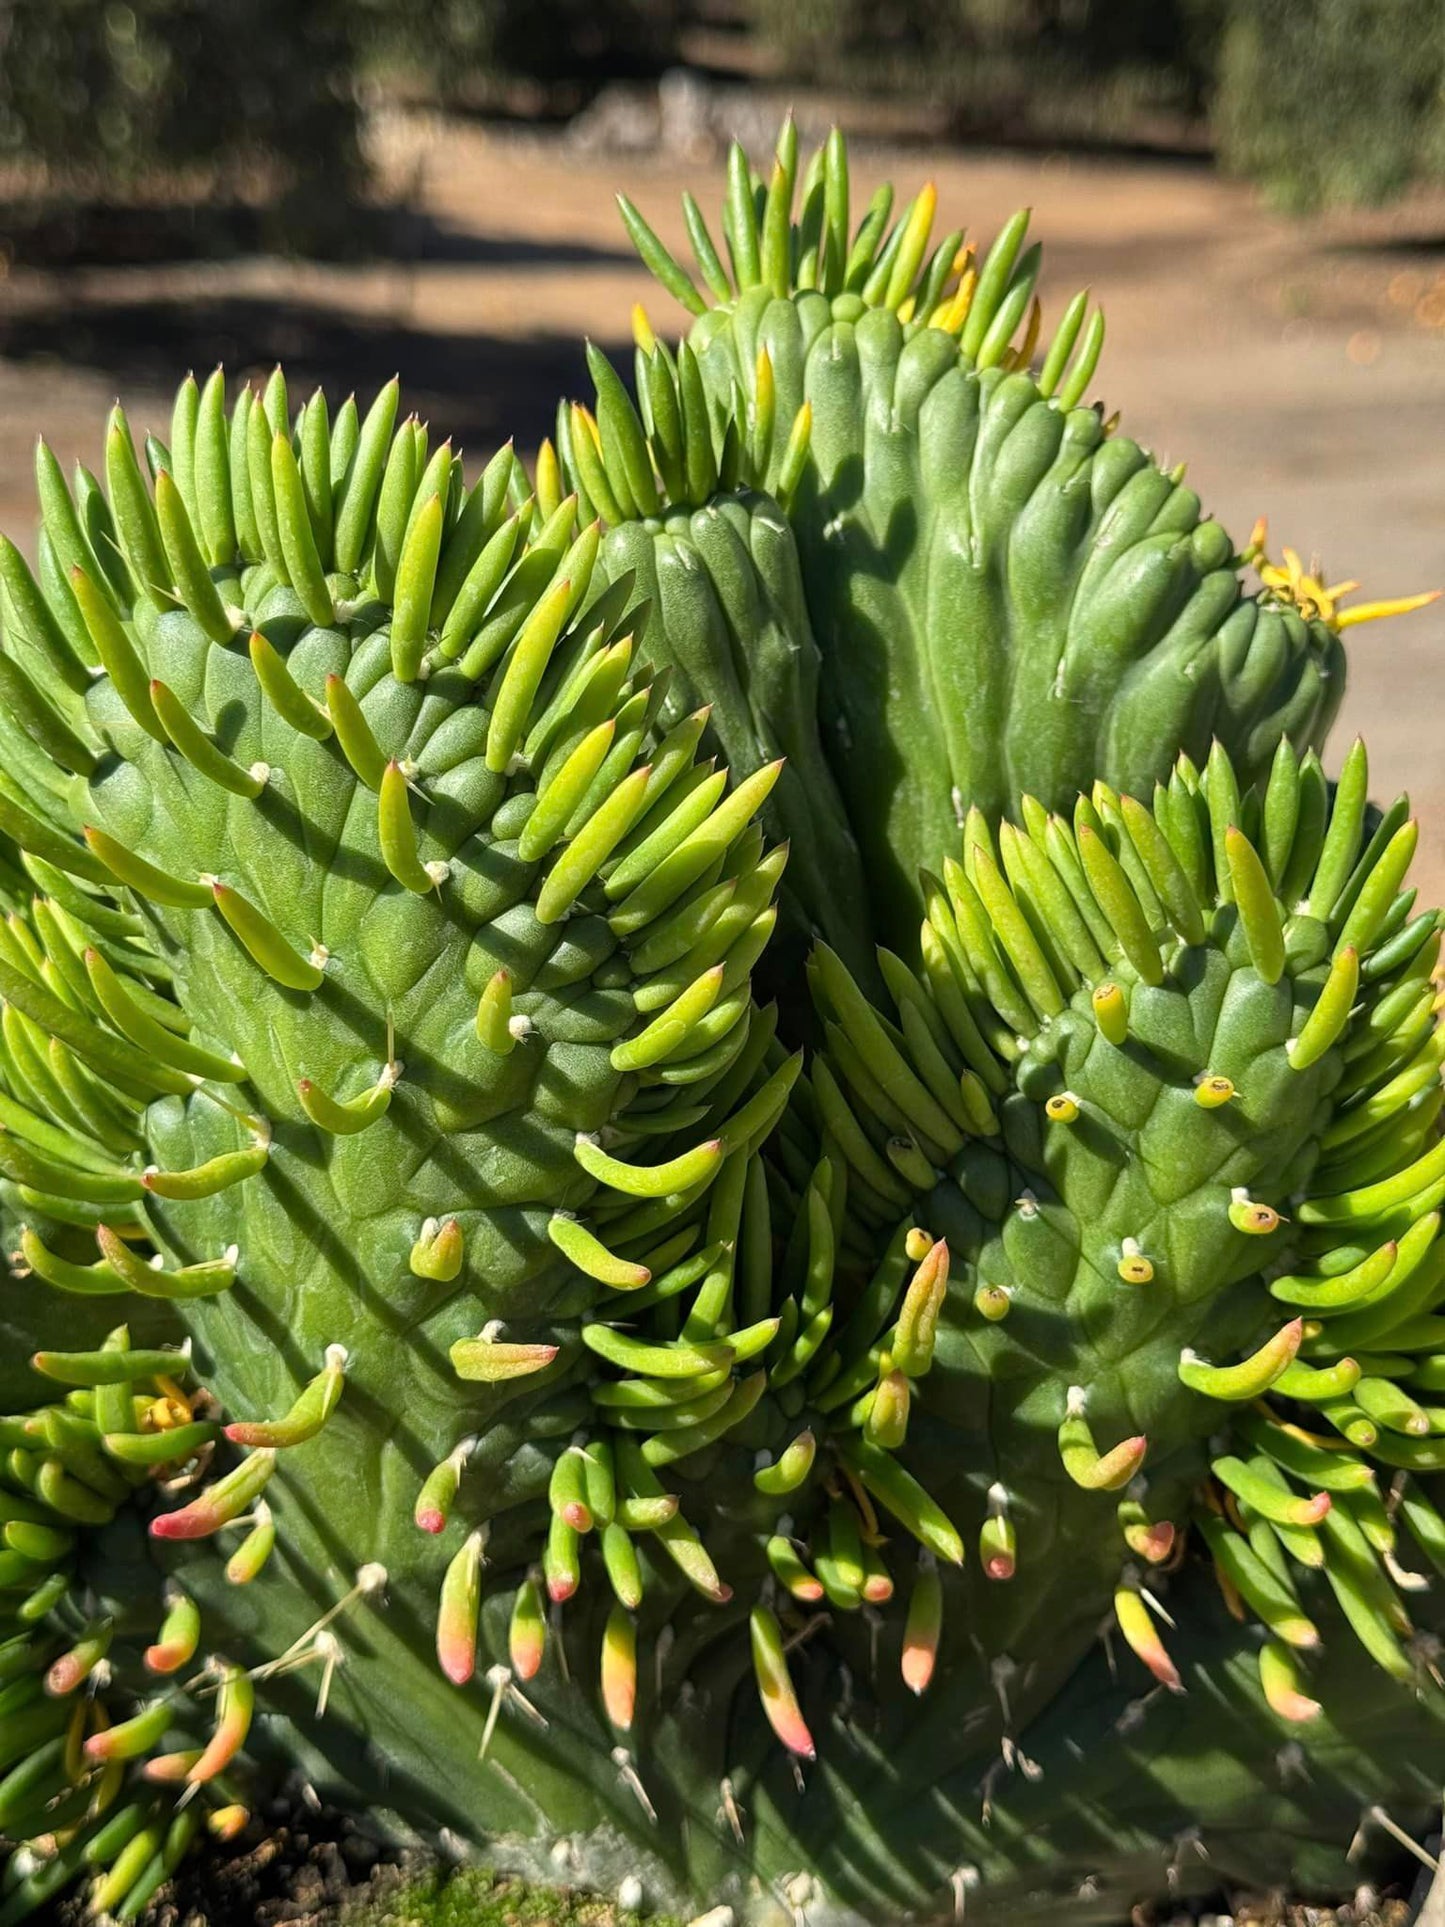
0 0 681 253
0 0 1443 255
749 0 1445 210
1213 0 1445 212
359 0 682 105
0 0 364 250
748 0 1219 148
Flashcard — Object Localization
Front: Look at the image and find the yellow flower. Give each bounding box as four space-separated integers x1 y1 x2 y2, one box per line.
1250 518 1440 630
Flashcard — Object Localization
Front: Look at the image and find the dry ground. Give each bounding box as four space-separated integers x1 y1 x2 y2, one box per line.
0 110 1441 876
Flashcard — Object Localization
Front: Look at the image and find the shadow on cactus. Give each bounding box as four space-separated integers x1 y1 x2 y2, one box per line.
1 119 1444 1926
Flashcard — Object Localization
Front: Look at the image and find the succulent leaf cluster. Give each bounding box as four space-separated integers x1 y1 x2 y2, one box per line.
1 119 1443 1925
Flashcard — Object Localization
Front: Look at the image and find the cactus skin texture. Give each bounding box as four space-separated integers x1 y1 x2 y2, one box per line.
2 124 1445 1925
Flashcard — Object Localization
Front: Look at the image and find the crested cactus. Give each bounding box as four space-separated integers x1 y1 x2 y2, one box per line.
2 121 1444 1925
607 131 1383 939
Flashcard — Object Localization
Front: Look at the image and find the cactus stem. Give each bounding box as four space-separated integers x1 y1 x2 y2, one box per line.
1180 1320 1303 1401
508 1575 546 1679
754 1430 816 1497
1258 1641 1322 1723
415 1437 477 1535
1119 1495 1177 1566
548 1212 651 1289
145 1583 201 1675
437 1529 486 1685
892 1238 949 1376
224 1346 347 1448
224 1500 277 1584
144 1139 269 1199
601 1604 637 1731
902 1556 942 1695
451 1332 559 1383
1059 1388 1148 1491
46 1619 114 1695
1091 982 1128 1045
411 1217 465 1283
475 969 515 1053
749 1607 815 1761
1113 1582 1184 1694
151 1449 276 1539
298 1066 396 1135
10 196 1445 1913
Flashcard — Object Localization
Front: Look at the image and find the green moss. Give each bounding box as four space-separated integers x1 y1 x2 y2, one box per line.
342 1870 682 1927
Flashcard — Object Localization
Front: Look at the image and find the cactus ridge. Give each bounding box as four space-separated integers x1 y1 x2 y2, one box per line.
1 120 1444 1926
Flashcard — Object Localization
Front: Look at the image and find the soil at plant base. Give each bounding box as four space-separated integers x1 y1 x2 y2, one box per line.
41 1799 1423 1927
0 104 1442 891
48 1805 409 1927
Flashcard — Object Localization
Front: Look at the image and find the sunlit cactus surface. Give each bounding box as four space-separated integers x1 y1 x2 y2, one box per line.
1 122 1443 1927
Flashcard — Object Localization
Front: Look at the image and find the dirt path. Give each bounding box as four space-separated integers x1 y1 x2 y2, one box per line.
1 112 1441 887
